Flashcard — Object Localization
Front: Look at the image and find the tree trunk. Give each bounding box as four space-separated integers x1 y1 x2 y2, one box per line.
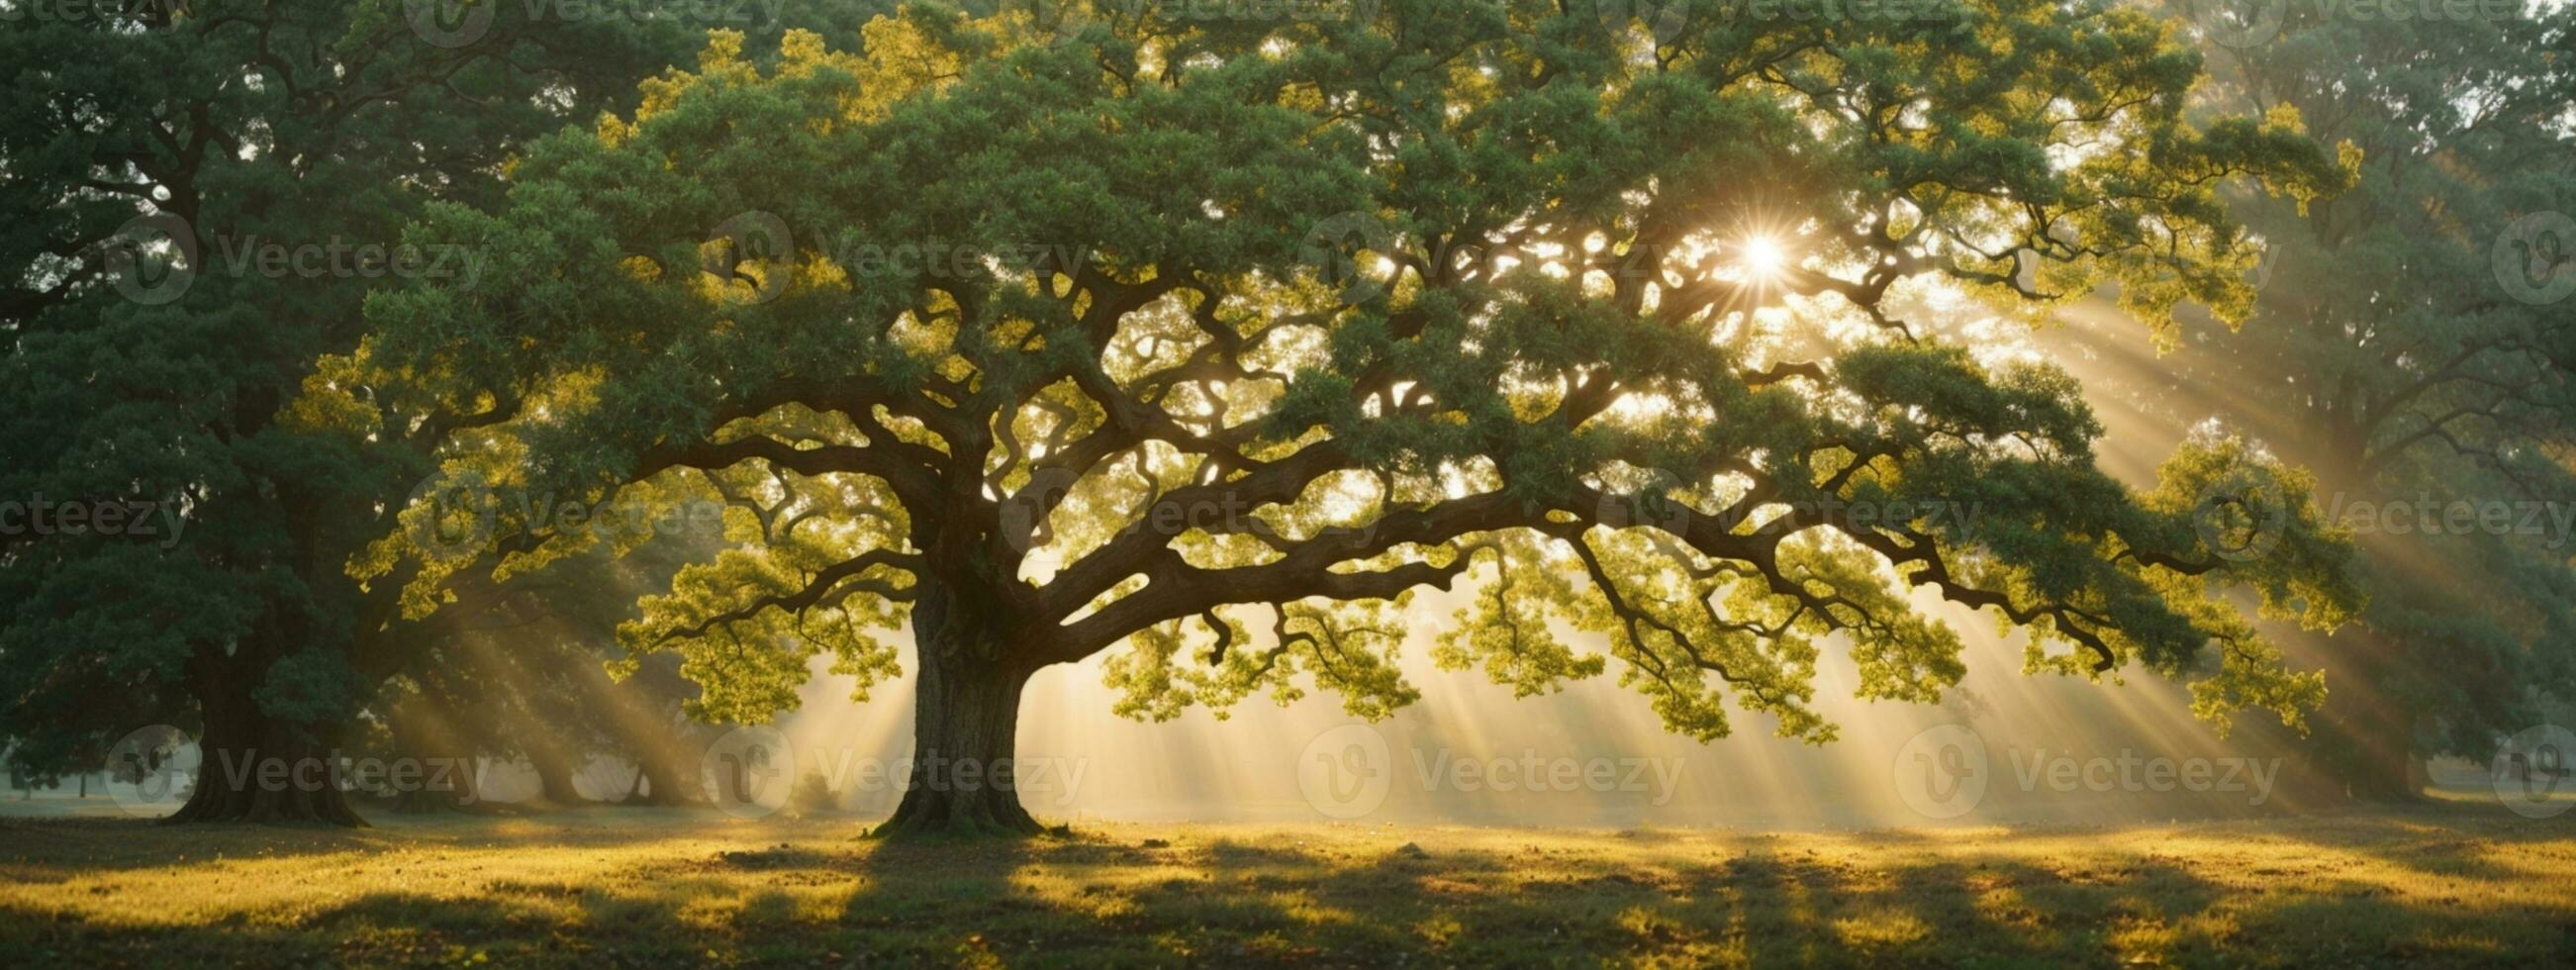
876 654 1042 837
874 585 1048 838
160 640 367 825
527 746 589 805
625 744 705 806
454 701 597 809
607 734 710 807
165 697 366 826
2315 703 2426 803
386 697 482 814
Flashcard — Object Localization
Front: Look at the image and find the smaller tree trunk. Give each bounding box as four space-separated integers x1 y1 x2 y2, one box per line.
380 694 486 814
527 747 589 805
2315 703 2426 803
616 744 708 806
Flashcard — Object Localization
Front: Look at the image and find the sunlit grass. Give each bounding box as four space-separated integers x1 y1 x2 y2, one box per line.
3 808 2571 966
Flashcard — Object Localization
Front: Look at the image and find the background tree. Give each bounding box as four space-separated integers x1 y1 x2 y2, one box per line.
596 652 732 807
368 533 728 808
0 0 760 824
372 2 2360 836
2143 5 2576 798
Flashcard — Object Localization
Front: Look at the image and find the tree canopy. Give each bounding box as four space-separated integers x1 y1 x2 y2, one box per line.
363 1 2363 834
2144 3 2576 795
0 0 814 821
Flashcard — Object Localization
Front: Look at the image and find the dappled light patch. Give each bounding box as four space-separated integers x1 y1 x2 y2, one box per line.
5 811 2574 965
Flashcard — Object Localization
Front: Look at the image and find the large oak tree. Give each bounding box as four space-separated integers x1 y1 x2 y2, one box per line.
373 2 2361 835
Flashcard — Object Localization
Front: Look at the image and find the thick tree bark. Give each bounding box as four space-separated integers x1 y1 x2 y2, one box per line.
876 654 1042 837
158 633 369 825
874 584 1048 838
164 687 366 826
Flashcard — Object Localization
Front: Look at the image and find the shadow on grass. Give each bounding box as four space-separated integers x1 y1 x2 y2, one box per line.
3 812 2572 967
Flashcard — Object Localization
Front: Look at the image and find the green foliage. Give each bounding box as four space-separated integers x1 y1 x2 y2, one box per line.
371 2 2360 752
2157 4 2576 766
0 2 729 784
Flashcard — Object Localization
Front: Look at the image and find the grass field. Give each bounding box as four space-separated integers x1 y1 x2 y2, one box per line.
3 804 2572 968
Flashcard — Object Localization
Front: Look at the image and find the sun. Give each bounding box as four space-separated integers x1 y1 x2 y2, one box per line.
1739 236 1788 277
